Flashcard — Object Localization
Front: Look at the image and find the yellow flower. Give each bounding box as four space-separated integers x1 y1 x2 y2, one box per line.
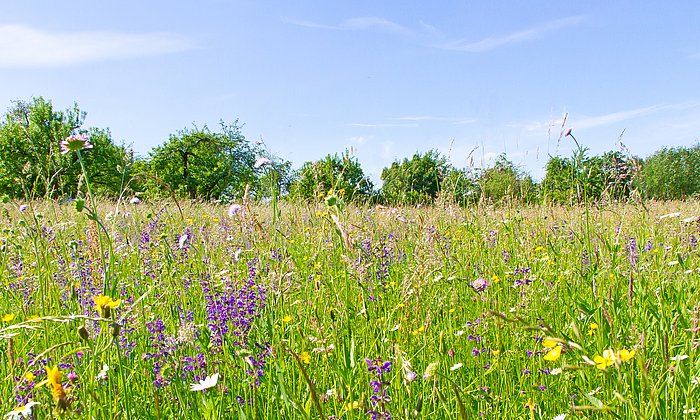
2 313 15 322
593 349 617 370
587 323 598 336
300 351 311 365
24 372 36 382
618 349 635 362
525 398 536 411
282 315 292 323
542 338 558 348
45 365 63 389
491 275 501 284
412 325 425 336
92 295 121 317
543 345 562 362
343 401 360 411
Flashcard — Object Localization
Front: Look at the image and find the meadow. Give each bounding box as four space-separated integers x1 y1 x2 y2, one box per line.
1 197 699 419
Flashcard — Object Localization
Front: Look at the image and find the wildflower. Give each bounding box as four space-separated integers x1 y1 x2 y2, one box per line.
4 401 40 419
45 365 63 389
190 372 219 391
593 349 617 370
366 358 392 376
470 278 489 293
18 204 28 212
450 363 463 371
543 345 562 362
227 203 243 217
300 351 311 365
253 157 271 168
96 364 109 381
562 128 572 138
2 313 15 322
60 133 93 155
282 315 292 323
23 372 35 382
129 197 141 204
542 338 558 348
587 323 598 336
423 362 439 379
525 398 536 411
93 295 121 317
551 368 562 375
618 349 636 362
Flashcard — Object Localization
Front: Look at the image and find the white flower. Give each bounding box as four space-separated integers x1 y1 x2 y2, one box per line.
129 197 141 204
551 368 562 375
691 376 700 386
254 157 271 168
4 401 40 419
18 204 28 213
96 364 109 381
190 372 219 391
670 354 689 362
450 363 463 371
552 414 567 420
178 234 188 249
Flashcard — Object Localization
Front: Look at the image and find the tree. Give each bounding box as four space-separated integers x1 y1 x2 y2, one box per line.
380 150 448 205
289 151 374 202
636 146 700 200
145 122 258 200
0 97 134 198
479 154 536 203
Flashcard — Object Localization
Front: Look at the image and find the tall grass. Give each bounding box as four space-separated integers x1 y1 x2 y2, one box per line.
0 198 698 419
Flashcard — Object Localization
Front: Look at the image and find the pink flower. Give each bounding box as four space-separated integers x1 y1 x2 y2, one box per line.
562 128 572 138
60 133 93 154
254 157 271 169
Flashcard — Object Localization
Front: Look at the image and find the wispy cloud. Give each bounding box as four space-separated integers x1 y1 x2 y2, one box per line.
347 122 418 128
0 24 196 68
523 102 700 133
392 116 477 124
285 17 411 35
436 16 584 52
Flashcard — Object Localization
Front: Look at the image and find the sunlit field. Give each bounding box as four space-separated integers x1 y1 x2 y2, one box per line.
1 198 699 419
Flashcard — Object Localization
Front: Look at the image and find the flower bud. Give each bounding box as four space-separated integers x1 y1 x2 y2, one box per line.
77 325 90 342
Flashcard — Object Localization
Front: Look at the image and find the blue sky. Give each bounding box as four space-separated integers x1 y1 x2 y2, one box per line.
1 1 699 182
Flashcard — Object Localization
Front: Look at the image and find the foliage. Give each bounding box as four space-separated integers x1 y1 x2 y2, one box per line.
0 97 133 198
145 122 257 200
479 154 536 203
380 150 448 205
541 150 636 204
636 145 700 200
289 151 374 202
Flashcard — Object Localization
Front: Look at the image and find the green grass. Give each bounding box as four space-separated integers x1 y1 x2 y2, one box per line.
1 199 699 419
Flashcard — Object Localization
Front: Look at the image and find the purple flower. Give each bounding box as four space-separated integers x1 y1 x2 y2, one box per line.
366 358 392 376
470 278 489 293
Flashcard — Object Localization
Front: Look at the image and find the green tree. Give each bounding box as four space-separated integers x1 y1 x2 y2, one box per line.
636 146 700 199
146 122 257 200
289 151 374 202
380 150 448 205
0 97 133 198
479 154 536 203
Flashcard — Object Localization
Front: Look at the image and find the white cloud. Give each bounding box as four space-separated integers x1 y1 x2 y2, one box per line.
350 136 368 144
520 102 700 134
0 24 196 68
285 17 411 35
347 122 418 128
436 16 584 52
392 115 477 125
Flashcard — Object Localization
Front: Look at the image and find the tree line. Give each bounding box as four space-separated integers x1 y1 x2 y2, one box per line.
1 97 698 205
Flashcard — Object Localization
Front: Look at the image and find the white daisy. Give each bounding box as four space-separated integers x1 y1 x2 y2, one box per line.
190 373 219 391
